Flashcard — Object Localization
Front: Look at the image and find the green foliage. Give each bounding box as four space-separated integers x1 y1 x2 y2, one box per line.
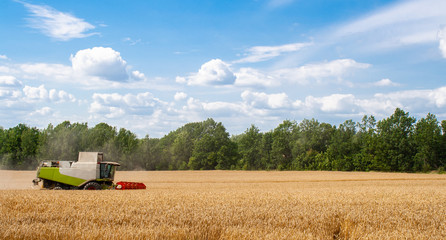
1 109 445 172
293 119 334 170
0 124 41 169
236 125 263 170
272 120 297 170
375 108 416 171
327 120 358 171
188 119 237 170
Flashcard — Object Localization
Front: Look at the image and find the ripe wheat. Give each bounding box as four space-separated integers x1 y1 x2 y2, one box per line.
1 171 445 239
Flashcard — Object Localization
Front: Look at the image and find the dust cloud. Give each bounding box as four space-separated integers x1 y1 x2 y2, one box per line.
0 170 38 190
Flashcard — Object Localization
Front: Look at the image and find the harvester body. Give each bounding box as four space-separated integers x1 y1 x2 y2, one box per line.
33 152 120 190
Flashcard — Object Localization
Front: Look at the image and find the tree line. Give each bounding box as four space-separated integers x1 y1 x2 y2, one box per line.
1 108 445 172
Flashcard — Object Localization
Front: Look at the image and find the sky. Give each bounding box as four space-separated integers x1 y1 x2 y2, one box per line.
1 0 446 138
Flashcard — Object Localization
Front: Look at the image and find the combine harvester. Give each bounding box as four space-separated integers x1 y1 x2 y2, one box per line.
32 152 146 190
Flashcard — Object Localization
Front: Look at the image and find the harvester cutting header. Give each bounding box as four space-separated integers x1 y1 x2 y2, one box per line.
32 152 146 190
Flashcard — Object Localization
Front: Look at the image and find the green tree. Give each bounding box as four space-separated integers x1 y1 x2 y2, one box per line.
375 108 416 172
327 120 359 171
237 125 262 170
88 123 117 150
115 128 138 154
271 120 297 170
293 119 334 170
352 115 377 171
260 131 274 169
0 126 5 156
188 119 237 170
0 124 41 169
412 113 443 171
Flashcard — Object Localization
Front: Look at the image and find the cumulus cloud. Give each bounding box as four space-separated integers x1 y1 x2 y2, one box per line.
31 107 52 116
273 59 370 85
174 92 187 101
182 58 368 87
23 85 48 102
179 59 236 86
6 47 147 88
0 76 22 99
234 68 278 87
182 97 250 118
295 86 446 117
6 84 76 105
175 76 187 84
71 47 129 81
0 76 21 87
131 70 145 81
20 1 96 41
89 92 166 119
305 94 357 113
234 42 311 63
49 89 76 103
241 90 292 109
0 55 8 60
373 78 400 87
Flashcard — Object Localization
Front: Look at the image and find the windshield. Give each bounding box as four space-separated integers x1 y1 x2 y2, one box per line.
100 163 115 179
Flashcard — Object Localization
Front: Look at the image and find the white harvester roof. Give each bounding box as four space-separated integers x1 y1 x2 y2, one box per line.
77 152 104 162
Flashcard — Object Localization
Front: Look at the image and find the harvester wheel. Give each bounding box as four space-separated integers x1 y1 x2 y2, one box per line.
84 182 101 190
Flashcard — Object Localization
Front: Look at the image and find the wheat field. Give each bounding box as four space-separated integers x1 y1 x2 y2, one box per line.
1 170 446 239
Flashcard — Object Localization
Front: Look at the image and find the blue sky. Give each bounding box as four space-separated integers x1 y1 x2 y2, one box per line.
1 0 446 137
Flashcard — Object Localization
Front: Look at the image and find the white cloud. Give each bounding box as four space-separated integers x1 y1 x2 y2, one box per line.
234 42 311 63
241 90 291 109
20 63 72 80
49 89 76 103
373 78 400 87
0 66 12 74
438 26 446 58
71 47 129 82
174 92 187 101
0 76 21 87
273 59 370 85
181 59 236 86
131 70 145 81
234 68 278 87
3 47 148 88
0 76 22 100
0 55 8 60
3 84 76 104
294 86 446 118
182 97 250 119
23 85 48 102
21 2 96 41
175 76 187 84
31 107 52 116
305 94 357 113
334 0 446 51
233 59 369 87
89 92 166 119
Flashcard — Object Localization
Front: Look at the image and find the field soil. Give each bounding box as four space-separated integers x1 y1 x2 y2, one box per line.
1 170 446 239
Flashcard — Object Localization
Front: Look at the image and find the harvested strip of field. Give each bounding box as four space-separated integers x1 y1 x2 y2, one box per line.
1 171 446 239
